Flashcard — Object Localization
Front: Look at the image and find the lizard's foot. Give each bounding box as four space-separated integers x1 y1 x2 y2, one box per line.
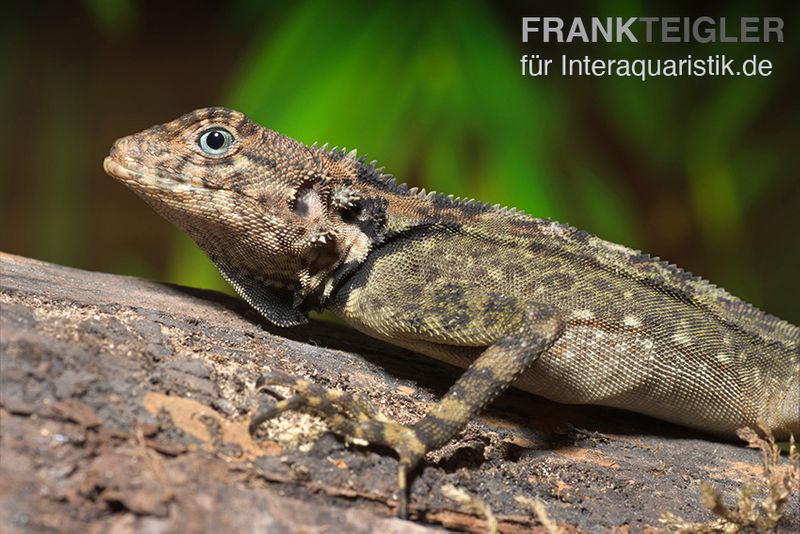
249 371 425 517
249 371 386 430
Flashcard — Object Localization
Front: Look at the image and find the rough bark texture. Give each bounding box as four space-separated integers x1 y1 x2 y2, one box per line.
1 252 797 532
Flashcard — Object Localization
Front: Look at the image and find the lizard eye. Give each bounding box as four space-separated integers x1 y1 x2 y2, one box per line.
198 128 234 155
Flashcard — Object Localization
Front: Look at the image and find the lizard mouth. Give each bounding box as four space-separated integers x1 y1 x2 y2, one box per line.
103 156 214 192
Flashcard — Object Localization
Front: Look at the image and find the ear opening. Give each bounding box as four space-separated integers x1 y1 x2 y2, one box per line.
292 183 327 220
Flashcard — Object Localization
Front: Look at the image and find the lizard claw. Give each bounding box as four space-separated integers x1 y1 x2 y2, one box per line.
255 370 305 390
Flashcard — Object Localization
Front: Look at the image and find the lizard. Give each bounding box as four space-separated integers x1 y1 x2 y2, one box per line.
103 107 800 516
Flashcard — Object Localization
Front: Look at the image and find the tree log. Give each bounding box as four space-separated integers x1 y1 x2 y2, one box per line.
1 252 797 532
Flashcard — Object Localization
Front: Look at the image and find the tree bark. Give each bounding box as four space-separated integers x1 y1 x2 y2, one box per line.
1 252 796 532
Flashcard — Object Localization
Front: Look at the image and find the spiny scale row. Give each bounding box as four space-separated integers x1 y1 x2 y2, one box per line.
309 141 526 216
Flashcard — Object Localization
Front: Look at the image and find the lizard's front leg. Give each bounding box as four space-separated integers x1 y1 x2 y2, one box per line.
250 296 564 517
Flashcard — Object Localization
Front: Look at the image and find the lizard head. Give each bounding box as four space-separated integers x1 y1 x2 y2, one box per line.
104 107 377 325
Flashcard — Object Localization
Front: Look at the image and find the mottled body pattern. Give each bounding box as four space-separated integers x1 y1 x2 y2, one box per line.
105 108 799 515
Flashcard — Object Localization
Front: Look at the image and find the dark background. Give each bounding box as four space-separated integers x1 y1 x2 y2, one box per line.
1 0 797 323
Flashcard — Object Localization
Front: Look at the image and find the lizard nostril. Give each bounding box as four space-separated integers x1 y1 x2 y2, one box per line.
109 135 141 160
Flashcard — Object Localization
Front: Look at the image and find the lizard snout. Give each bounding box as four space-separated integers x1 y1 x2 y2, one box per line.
109 135 141 161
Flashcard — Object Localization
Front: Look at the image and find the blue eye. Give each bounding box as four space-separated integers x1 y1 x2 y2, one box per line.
198 128 234 155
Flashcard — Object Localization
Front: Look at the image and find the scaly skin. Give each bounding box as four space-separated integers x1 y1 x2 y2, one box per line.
104 107 799 515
